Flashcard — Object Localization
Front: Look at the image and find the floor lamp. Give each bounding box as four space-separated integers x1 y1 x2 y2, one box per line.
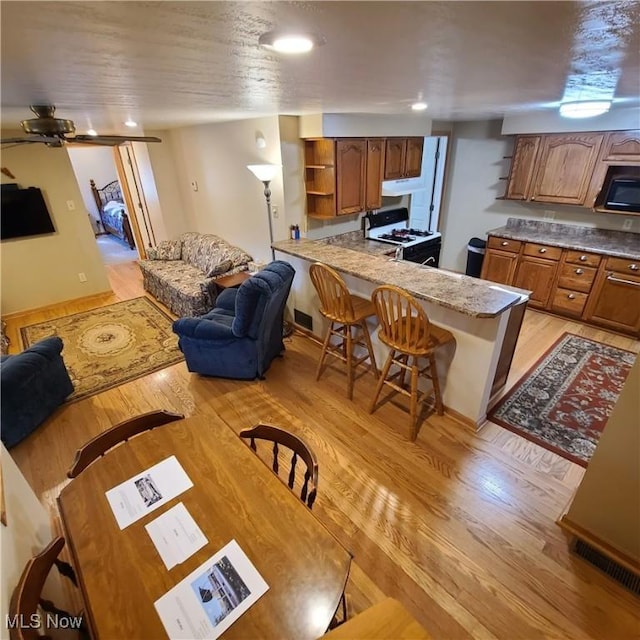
247 163 280 261
247 163 293 337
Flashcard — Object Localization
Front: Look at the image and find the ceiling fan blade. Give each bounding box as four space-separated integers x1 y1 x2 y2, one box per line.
1 136 62 146
73 135 162 144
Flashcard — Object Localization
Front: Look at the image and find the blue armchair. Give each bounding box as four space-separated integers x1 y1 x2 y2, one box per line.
1 336 74 449
172 260 295 379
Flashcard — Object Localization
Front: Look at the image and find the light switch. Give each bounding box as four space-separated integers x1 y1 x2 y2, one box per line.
190 180 198 192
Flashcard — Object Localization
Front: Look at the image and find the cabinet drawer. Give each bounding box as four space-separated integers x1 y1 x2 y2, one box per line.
557 263 597 292
487 236 522 253
551 288 588 316
522 243 562 260
605 256 640 275
564 250 601 268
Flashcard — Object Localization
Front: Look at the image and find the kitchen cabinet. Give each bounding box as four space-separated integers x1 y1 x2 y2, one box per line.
585 256 640 335
513 243 562 308
480 236 521 285
504 136 541 200
384 137 424 180
336 139 366 215
600 130 640 162
365 139 385 210
304 138 336 218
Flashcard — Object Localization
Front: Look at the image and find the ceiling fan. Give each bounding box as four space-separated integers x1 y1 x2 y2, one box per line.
1 105 161 148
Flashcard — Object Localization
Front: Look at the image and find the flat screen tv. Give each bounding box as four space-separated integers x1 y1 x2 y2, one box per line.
1 186 56 240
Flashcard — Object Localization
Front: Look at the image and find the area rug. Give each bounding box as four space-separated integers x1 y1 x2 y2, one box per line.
488 333 636 466
20 297 183 402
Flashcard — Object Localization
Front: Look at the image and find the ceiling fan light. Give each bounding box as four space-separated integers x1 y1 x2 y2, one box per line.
124 119 138 127
411 102 428 111
86 129 98 136
559 100 612 119
259 31 324 54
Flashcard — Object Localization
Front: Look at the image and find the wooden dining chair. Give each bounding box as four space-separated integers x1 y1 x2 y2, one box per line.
369 285 454 441
309 262 378 400
9 537 86 640
239 424 319 509
67 409 184 478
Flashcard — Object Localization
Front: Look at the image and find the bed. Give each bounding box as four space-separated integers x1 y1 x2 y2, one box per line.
89 178 135 249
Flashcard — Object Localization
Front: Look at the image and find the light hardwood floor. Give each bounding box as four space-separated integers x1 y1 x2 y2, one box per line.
5 261 640 639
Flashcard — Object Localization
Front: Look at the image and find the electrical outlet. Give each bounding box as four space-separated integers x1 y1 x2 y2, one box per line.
66 200 76 211
78 272 87 282
543 210 555 220
190 180 198 192
623 218 633 231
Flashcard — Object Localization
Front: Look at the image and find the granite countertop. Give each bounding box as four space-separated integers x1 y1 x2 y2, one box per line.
273 238 528 318
488 218 640 259
315 230 396 257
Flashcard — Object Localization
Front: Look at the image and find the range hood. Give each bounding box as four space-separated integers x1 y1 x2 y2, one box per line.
381 176 424 196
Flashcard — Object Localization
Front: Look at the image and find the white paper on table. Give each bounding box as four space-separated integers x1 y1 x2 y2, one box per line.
145 503 208 569
105 456 193 530
154 539 269 640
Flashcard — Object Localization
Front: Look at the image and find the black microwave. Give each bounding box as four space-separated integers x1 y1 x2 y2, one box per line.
604 177 640 213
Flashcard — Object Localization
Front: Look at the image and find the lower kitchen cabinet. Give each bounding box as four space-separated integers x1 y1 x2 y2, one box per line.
513 256 558 308
585 258 640 335
481 236 521 284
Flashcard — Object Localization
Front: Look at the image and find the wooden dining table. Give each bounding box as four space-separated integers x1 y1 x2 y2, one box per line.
58 415 352 640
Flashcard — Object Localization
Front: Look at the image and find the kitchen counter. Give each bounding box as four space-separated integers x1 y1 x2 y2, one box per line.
273 238 527 318
316 230 395 257
488 218 640 259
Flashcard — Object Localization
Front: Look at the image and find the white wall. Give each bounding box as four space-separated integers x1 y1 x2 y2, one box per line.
1 445 67 639
66 146 118 232
299 113 432 138
161 116 286 263
0 142 111 315
439 120 640 273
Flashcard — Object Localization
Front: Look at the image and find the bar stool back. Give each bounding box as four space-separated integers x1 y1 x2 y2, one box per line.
309 262 378 399
369 284 454 440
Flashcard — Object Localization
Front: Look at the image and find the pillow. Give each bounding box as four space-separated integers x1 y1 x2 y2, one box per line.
150 239 182 261
103 200 125 212
207 259 233 277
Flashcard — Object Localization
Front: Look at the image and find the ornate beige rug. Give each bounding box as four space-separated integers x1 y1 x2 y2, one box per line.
20 297 183 402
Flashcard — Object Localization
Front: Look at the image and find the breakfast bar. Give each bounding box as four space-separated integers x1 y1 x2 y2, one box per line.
273 238 530 429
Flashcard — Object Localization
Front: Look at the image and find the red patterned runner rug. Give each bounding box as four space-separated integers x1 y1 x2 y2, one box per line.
488 333 636 466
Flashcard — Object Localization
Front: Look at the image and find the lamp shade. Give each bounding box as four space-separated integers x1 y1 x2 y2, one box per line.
247 164 280 182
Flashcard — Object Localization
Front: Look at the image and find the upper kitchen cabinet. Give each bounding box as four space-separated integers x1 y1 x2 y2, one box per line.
384 137 424 180
600 130 640 162
336 139 366 215
365 139 385 210
304 138 337 219
504 135 541 200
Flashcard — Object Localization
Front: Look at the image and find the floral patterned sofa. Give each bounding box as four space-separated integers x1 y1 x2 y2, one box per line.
138 232 252 317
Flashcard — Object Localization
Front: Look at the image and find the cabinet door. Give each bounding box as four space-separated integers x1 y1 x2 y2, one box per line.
365 139 385 210
513 257 558 308
585 269 640 336
530 134 604 205
505 136 541 200
403 137 424 178
336 139 366 215
601 130 640 162
384 138 405 180
481 249 519 285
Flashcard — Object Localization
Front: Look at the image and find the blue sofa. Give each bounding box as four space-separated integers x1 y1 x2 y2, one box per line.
1 336 74 449
172 261 295 379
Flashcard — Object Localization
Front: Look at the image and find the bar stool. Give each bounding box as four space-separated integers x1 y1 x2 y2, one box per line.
309 262 378 400
369 284 454 441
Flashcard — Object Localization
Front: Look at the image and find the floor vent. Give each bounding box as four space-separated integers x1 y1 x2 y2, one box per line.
574 539 640 596
294 309 313 331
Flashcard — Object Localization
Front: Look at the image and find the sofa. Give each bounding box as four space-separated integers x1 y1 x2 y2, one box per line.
172 261 295 379
138 232 253 317
1 336 74 449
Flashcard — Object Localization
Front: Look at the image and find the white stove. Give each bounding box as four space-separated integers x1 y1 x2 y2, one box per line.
364 208 442 266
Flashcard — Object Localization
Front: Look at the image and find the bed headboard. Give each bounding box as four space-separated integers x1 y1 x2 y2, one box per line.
90 178 123 212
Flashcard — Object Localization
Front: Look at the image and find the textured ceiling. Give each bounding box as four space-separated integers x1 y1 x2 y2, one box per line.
1 1 639 135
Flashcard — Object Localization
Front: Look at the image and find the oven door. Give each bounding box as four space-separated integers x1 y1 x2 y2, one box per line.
402 240 441 267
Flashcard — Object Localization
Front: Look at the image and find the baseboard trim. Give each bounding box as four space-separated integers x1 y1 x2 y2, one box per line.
2 290 114 320
558 515 640 576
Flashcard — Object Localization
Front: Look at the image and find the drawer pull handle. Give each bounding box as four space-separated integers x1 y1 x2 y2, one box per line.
607 274 640 287
567 293 576 300
501 241 509 246
575 268 584 275
630 264 639 271
579 255 588 262
539 248 547 253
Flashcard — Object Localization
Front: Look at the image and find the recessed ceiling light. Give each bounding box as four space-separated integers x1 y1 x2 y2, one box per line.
559 100 612 119
124 119 138 127
86 129 98 136
411 102 428 111
259 31 325 54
